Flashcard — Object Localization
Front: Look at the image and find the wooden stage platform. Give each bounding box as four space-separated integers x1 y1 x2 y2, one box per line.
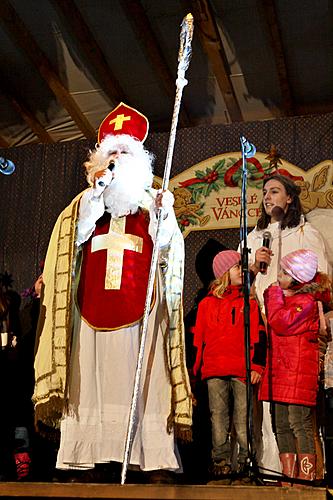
0 483 330 500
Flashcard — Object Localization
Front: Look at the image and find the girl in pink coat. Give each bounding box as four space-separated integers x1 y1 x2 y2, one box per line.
260 249 332 484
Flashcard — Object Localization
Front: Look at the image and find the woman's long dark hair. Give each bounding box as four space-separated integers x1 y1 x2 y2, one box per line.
256 174 303 230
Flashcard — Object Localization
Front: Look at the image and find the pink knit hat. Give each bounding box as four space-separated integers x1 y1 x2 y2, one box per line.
213 250 241 279
280 249 318 284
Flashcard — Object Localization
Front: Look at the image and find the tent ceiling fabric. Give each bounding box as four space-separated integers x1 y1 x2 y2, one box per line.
0 0 332 148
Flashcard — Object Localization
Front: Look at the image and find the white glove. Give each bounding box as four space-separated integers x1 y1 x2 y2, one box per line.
155 190 174 214
149 190 177 247
92 168 113 198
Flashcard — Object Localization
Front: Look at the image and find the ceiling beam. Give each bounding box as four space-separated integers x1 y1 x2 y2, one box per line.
258 0 294 116
296 102 333 116
50 0 126 106
0 136 10 148
1 82 54 143
0 0 96 139
119 0 192 128
189 0 243 122
8 98 54 144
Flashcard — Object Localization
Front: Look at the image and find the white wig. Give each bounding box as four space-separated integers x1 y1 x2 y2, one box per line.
84 134 154 186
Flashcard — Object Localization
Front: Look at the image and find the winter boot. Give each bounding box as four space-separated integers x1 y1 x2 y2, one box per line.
208 459 232 485
296 453 316 486
279 453 297 486
14 452 31 481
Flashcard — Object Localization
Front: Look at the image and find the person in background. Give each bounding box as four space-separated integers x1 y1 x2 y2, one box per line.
260 249 332 485
18 271 59 482
192 250 266 484
11 274 44 482
0 276 21 480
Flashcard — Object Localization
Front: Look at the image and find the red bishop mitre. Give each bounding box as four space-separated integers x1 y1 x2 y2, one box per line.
98 102 149 144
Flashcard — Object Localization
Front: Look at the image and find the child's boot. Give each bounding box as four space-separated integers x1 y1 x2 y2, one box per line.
279 453 297 486
296 453 316 487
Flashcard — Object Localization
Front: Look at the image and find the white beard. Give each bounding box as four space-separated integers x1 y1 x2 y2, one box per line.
103 155 153 218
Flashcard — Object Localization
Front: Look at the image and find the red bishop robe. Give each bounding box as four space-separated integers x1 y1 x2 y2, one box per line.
77 210 154 330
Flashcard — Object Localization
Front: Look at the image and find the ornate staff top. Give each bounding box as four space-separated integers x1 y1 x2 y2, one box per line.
177 13 194 88
240 136 256 159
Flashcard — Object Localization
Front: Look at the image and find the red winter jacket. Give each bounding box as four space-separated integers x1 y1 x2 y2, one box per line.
259 285 320 406
193 286 266 380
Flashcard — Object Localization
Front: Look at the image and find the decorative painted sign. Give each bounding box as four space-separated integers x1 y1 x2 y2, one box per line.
155 153 333 238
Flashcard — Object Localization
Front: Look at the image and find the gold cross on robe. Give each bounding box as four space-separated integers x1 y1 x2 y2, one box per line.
91 217 143 290
109 113 131 131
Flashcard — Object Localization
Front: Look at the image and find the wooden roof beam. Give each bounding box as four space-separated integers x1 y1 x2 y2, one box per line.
1 82 54 143
51 0 126 106
0 0 96 139
296 102 333 115
0 136 10 148
119 0 192 128
189 0 243 122
8 98 54 144
259 0 294 116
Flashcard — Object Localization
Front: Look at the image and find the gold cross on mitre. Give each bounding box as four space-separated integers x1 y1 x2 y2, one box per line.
91 218 143 290
98 102 149 144
109 113 131 131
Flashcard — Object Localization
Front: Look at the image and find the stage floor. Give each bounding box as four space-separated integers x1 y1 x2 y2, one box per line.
0 483 330 500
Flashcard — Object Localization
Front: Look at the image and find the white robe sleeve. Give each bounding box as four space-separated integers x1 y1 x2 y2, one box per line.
76 189 105 247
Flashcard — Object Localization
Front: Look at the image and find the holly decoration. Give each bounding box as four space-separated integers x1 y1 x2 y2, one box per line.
178 157 272 204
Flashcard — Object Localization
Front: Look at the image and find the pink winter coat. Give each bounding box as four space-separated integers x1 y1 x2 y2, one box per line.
259 284 320 406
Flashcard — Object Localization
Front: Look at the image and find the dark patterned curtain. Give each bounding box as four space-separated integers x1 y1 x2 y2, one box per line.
1 112 333 315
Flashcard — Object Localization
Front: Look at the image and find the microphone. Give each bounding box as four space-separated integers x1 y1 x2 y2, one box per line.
260 230 272 273
108 161 115 172
0 157 15 175
98 161 116 186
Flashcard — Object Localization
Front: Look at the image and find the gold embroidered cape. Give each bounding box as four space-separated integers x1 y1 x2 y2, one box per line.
33 190 192 439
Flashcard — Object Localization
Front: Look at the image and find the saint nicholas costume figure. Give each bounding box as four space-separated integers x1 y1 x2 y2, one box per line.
33 103 192 476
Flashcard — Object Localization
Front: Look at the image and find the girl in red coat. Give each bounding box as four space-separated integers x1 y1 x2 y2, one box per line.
193 250 266 482
260 248 332 484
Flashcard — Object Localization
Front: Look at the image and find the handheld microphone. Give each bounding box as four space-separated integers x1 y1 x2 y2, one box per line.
108 161 115 172
260 230 272 273
97 161 116 186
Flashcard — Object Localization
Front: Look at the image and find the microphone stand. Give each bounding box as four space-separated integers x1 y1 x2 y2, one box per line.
239 136 263 484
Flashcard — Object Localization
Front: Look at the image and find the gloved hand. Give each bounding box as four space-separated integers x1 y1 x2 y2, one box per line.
155 190 174 212
92 168 113 198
